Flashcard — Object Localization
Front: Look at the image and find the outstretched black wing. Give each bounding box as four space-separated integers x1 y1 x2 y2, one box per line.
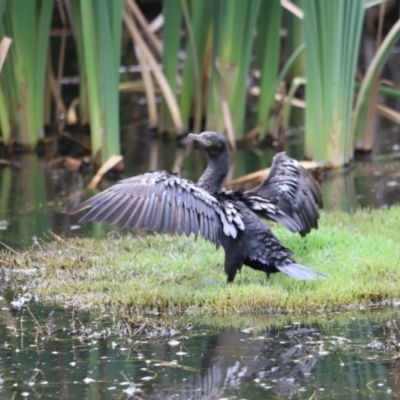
69 171 244 246
245 152 322 236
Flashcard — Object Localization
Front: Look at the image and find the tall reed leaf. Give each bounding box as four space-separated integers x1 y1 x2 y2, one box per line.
69 0 90 125
0 0 53 146
0 36 11 143
123 6 184 133
301 0 364 167
160 0 182 133
352 18 400 150
179 0 211 133
256 0 281 139
0 0 5 21
283 0 305 80
207 0 261 138
78 0 122 165
98 0 123 162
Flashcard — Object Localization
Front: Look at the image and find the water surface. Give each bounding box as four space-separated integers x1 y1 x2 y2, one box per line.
0 287 399 399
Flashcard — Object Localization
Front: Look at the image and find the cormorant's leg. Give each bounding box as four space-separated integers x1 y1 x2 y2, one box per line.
224 258 243 283
222 238 245 283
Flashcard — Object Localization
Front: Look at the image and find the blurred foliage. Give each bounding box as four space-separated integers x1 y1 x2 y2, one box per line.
0 0 398 168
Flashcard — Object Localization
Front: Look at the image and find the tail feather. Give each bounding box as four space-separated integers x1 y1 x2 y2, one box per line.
276 263 326 280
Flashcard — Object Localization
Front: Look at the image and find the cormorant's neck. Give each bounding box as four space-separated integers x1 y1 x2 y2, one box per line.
197 149 230 192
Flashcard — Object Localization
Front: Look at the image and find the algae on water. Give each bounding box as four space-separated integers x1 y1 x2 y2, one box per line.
2 207 400 314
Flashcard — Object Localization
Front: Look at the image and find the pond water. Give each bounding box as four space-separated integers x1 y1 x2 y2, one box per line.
0 285 399 399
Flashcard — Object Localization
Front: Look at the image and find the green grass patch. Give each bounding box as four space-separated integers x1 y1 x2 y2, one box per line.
3 207 400 315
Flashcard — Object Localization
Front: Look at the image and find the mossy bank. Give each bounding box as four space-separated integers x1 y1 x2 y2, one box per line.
3 207 400 315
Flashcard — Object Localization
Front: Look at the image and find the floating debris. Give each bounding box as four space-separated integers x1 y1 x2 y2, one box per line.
0 220 9 230
141 376 154 381
10 293 32 309
122 383 142 396
367 339 384 350
387 180 399 187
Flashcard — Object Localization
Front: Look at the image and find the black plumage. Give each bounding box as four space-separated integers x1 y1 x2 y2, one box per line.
69 131 325 282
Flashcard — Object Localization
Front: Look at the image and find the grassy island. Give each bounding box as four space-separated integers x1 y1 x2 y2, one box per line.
2 207 400 315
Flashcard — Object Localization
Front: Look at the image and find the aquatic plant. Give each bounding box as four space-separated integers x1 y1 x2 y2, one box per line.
178 0 210 134
70 0 123 166
123 0 184 134
126 0 283 141
255 0 282 139
352 17 400 152
206 0 261 143
300 0 365 167
159 0 182 133
0 0 53 146
0 0 398 171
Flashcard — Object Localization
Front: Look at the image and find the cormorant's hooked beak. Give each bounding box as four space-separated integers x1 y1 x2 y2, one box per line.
188 133 212 147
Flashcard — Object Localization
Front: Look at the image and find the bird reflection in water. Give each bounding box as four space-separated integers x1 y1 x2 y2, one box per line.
158 325 326 399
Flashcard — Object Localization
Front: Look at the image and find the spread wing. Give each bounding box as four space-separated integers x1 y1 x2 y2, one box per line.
69 171 244 246
246 152 323 236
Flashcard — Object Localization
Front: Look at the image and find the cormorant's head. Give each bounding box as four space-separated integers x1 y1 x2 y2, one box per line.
188 131 228 157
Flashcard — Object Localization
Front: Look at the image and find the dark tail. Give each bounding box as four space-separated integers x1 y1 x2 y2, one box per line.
276 263 326 280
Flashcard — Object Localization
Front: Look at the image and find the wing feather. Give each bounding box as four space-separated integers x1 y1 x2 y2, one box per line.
96 195 127 224
144 193 157 228
136 198 151 229
184 206 191 237
153 191 166 232
190 208 199 239
119 197 143 228
162 199 172 233
122 198 142 230
246 152 322 236
176 202 185 236
78 194 122 224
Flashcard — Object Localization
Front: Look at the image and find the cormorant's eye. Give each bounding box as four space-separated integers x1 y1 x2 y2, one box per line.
206 134 212 141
